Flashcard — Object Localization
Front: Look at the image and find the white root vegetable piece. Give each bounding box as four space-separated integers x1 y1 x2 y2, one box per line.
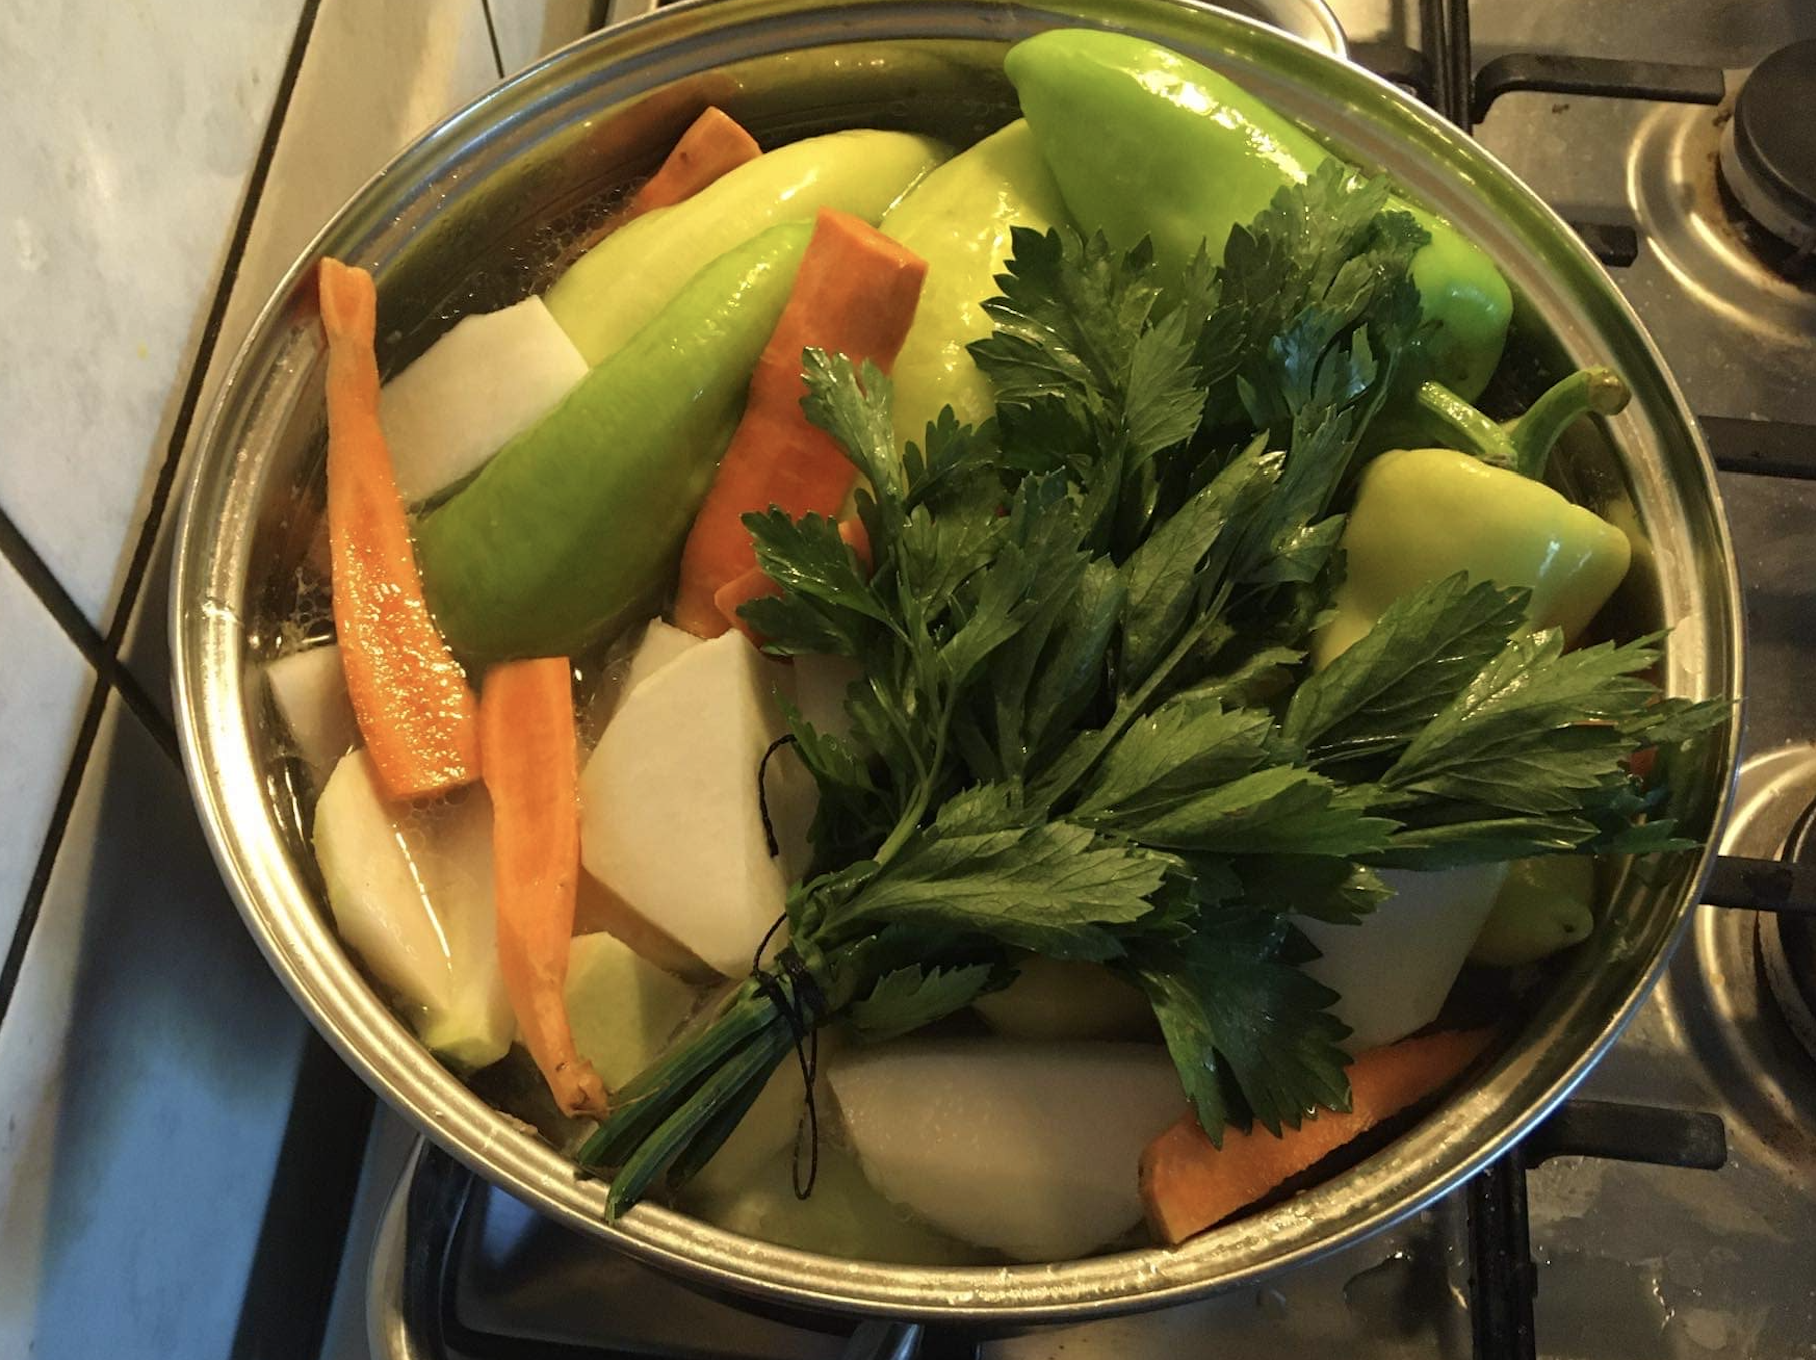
265 642 358 776
1299 864 1510 1051
563 931 697 1090
313 750 513 1068
579 632 810 975
685 1142 974 1265
378 297 588 504
573 869 712 981
828 1039 1186 1262
625 619 704 696
582 619 707 745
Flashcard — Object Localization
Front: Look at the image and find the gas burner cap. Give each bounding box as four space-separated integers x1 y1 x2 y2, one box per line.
1720 41 1816 251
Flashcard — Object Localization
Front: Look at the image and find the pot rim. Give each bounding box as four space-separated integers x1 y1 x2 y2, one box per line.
171 0 1743 1323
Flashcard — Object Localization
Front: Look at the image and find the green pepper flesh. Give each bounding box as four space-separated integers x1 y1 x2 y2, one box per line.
881 119 1073 448
1004 29 1512 399
416 221 813 662
1314 446 1633 667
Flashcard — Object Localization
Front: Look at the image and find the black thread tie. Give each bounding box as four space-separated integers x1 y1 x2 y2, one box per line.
749 919 825 1199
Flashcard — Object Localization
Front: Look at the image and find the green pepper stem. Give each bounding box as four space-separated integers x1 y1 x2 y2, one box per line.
1410 366 1631 482
1410 381 1521 470
1507 366 1630 480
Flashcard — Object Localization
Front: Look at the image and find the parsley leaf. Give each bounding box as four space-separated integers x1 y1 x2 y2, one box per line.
903 407 1005 516
821 789 1168 961
1074 698 1277 819
1235 853 1390 923
743 509 893 633
799 350 904 506
1020 558 1125 763
969 227 1167 413
1284 574 1530 765
849 961 1003 1043
1119 443 1277 686
1092 766 1396 857
1383 630 1662 812
1134 910 1352 1140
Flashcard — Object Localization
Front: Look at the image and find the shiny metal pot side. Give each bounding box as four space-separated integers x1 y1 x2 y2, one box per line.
171 0 1741 1325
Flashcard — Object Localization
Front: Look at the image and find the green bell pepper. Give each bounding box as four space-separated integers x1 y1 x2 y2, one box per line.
1003 29 1512 400
416 220 812 662
1470 855 1596 966
1313 367 1634 668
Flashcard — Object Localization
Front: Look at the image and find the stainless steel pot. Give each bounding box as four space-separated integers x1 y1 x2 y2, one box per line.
171 0 1742 1326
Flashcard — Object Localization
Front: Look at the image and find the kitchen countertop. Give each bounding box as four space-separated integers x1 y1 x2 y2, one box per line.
0 4 590 1356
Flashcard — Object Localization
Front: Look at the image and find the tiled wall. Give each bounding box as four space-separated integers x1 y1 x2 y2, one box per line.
0 3 591 1356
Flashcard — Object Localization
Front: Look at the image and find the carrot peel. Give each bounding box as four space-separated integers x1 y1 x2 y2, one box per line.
319 258 479 801
1140 1028 1496 1245
479 657 606 1117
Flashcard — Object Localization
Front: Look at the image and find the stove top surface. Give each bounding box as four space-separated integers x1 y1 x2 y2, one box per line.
347 4 1816 1357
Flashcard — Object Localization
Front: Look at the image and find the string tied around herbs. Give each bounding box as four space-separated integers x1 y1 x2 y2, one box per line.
753 733 823 1198
749 917 825 1199
757 732 798 859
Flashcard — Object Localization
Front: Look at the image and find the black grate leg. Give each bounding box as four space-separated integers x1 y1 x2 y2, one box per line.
1468 1150 1538 1360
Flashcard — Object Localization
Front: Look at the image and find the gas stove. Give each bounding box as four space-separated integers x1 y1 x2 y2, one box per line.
332 5 1816 1357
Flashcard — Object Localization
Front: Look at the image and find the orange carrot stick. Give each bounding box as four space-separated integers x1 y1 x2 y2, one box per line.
479 657 606 1117
318 258 479 801
1140 1029 1495 1245
838 515 873 575
629 106 762 215
713 564 784 645
714 519 873 644
672 209 927 637
566 108 763 260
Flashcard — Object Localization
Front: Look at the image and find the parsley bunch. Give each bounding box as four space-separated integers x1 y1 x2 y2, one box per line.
577 164 1722 1217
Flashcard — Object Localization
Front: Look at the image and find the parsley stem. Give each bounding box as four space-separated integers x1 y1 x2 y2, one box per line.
605 1021 791 1218
1035 610 1230 811
875 689 960 865
576 981 771 1169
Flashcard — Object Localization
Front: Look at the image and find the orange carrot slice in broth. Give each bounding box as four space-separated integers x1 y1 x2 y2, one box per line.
318 258 479 801
630 106 762 215
1140 1028 1495 1245
479 657 607 1117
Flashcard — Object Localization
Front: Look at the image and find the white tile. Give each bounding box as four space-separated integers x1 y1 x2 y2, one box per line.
121 0 507 712
0 557 93 945
221 0 500 318
0 694 311 1360
117 509 179 724
488 0 596 75
0 0 307 626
